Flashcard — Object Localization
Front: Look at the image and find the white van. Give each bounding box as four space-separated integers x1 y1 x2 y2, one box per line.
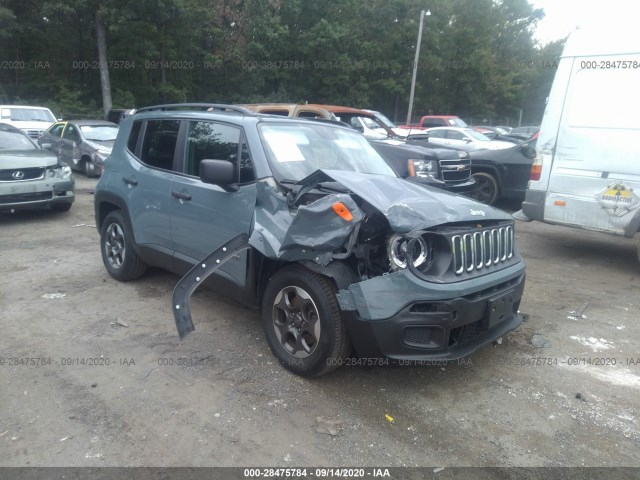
0 105 56 139
516 24 640 260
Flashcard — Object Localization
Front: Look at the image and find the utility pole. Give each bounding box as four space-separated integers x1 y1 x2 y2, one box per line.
406 9 430 125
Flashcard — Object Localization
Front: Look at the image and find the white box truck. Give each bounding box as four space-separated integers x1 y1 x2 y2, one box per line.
515 23 640 261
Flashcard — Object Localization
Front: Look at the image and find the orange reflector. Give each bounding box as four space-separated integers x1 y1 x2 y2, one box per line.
332 202 353 222
530 164 542 181
554 200 566 206
407 160 416 177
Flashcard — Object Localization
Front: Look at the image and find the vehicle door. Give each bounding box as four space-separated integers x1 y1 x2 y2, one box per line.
40 122 65 154
124 118 181 255
60 123 82 168
425 129 448 146
170 119 257 287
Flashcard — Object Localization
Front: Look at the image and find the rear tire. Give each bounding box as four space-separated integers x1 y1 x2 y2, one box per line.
100 210 147 281
470 171 500 205
261 265 351 377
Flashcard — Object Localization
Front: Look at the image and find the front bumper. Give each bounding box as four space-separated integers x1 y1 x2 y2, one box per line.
0 177 75 212
338 263 526 360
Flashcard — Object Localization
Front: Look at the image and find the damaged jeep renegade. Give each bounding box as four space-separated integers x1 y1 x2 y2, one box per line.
95 104 526 377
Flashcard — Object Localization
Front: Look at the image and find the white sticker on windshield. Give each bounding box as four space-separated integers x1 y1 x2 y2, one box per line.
263 131 306 162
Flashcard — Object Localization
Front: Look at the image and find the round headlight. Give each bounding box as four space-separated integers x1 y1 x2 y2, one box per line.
388 234 429 269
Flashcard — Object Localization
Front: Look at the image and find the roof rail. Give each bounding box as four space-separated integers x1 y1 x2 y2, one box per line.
135 103 252 115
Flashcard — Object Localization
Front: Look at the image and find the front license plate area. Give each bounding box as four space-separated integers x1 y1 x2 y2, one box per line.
485 290 515 329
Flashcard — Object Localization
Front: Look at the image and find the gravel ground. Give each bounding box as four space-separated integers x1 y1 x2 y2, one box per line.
1 176 639 467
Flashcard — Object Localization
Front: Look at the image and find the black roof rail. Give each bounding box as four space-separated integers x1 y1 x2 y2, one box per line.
135 103 253 115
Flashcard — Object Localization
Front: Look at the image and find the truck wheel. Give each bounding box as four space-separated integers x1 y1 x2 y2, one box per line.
261 265 351 377
471 172 500 205
100 210 147 281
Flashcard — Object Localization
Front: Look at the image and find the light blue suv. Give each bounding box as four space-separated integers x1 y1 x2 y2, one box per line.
95 104 526 376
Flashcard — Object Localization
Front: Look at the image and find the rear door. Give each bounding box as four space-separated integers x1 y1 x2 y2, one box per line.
544 54 640 234
170 119 257 286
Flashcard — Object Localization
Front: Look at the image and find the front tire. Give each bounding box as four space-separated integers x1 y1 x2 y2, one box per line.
470 171 500 205
261 265 351 377
100 210 147 281
84 159 97 178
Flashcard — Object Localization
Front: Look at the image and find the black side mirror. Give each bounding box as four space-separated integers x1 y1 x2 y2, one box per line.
199 159 238 192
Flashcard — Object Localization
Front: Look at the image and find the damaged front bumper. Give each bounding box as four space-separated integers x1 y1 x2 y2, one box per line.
336 263 525 360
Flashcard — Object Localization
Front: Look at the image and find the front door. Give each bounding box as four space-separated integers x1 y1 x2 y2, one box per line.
170 120 257 287
60 123 81 168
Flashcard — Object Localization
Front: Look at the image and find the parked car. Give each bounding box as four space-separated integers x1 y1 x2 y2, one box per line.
425 127 515 151
361 110 409 138
495 126 513 134
370 139 475 194
509 126 539 140
408 133 537 205
0 123 74 212
0 105 56 139
39 120 119 177
398 115 468 134
467 133 538 205
95 103 526 377
471 126 521 143
242 103 476 193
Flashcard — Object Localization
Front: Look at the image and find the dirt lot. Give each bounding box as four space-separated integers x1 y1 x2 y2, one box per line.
1 176 639 467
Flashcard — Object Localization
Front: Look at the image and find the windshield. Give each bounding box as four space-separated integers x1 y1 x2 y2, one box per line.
371 111 396 129
260 123 396 182
465 129 492 141
1 107 55 123
0 130 37 150
80 125 119 141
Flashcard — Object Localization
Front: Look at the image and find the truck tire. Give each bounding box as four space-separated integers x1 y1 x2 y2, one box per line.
471 171 500 205
261 265 351 377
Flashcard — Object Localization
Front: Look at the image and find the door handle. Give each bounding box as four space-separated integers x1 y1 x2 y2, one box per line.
172 191 192 201
122 176 138 186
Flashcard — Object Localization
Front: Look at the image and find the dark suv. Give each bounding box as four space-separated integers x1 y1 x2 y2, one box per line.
95 104 526 377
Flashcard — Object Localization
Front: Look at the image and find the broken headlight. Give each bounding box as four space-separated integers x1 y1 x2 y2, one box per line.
46 164 72 179
388 233 430 269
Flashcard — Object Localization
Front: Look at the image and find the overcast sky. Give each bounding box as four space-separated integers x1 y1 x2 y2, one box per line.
530 0 637 45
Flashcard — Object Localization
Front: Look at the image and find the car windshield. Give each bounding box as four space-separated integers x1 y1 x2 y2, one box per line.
448 118 468 127
465 129 492 141
0 130 37 150
371 111 397 129
80 125 119 141
1 107 55 122
260 123 396 182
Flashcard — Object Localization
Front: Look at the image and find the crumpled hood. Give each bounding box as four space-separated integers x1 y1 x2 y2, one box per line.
315 169 510 231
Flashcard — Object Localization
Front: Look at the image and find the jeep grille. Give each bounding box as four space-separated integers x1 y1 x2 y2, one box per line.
451 225 514 275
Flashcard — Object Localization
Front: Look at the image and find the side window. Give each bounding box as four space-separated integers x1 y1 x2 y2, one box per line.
140 120 181 170
298 111 325 118
239 137 255 184
185 121 241 177
127 120 142 154
447 130 465 140
63 124 80 142
428 130 445 138
422 119 444 128
49 124 65 138
260 109 289 116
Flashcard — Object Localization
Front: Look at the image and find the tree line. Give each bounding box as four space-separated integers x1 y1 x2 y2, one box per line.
0 0 564 125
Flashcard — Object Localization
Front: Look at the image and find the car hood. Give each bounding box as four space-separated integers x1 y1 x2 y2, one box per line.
301 169 509 231
0 149 59 168
85 140 114 152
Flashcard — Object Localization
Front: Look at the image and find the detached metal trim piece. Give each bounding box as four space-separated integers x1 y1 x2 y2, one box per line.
172 233 250 339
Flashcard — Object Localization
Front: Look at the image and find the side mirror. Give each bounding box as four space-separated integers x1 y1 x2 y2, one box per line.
40 142 52 150
199 159 238 192
464 138 472 143
352 124 364 133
